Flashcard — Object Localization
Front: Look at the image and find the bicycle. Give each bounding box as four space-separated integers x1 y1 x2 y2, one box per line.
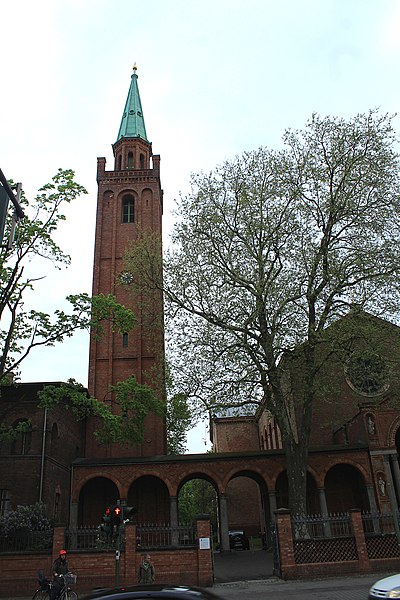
56 573 78 600
32 572 78 600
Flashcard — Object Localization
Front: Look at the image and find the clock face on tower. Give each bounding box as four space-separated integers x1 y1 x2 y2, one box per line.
119 271 134 285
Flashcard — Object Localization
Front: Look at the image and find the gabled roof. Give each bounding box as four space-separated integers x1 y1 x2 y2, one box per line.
116 65 148 143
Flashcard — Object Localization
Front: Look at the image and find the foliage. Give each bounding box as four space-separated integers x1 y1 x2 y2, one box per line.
0 502 52 535
0 419 31 442
178 479 218 530
166 392 194 454
38 376 165 446
165 366 195 454
0 169 135 384
124 110 400 514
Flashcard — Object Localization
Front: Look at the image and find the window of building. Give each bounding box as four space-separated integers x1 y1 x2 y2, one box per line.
140 153 145 169
10 419 32 455
54 489 61 521
127 151 134 168
0 489 10 516
122 196 134 223
50 422 59 452
123 333 129 347
117 155 122 171
345 350 389 396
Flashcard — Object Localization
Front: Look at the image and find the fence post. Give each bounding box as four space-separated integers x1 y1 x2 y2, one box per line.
196 515 213 587
350 509 370 572
124 522 137 585
274 508 296 579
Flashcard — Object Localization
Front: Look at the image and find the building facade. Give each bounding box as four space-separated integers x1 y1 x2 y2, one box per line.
2 71 400 559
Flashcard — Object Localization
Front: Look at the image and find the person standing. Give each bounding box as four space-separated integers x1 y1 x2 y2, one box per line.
138 553 155 584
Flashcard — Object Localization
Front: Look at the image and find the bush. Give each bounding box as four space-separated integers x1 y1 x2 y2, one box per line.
0 502 52 535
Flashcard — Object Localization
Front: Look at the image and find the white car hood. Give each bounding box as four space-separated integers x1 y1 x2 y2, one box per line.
371 574 400 592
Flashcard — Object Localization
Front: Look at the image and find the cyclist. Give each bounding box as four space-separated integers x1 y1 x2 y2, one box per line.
50 549 69 600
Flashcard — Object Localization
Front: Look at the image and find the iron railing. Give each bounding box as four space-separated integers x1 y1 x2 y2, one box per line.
136 523 197 550
0 528 53 553
65 526 124 551
64 523 197 551
291 512 352 540
362 510 400 536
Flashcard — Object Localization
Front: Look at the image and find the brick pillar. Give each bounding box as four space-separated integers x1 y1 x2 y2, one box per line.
196 516 213 587
274 508 295 579
219 494 230 552
124 522 137 585
350 509 370 572
52 526 66 563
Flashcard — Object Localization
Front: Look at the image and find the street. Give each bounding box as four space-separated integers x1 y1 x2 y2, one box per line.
208 573 388 600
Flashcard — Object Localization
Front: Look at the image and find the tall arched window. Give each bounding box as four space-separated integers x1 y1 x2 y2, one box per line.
127 151 134 168
10 419 32 455
117 155 122 171
50 422 59 452
122 195 134 223
140 154 145 169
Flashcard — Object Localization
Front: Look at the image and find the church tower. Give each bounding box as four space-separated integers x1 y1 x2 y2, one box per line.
86 67 166 458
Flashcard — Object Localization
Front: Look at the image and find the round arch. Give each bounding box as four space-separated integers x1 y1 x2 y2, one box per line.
128 475 169 524
225 469 270 540
275 470 319 513
177 471 219 496
177 475 218 532
388 415 400 447
78 476 120 526
324 463 370 513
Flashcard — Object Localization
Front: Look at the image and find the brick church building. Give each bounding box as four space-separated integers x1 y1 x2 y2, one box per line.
1 68 400 553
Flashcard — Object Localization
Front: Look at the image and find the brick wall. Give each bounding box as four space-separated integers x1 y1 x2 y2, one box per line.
212 417 259 452
0 519 213 597
275 508 400 580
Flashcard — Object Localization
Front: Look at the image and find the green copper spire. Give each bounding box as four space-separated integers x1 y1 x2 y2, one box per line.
116 64 148 142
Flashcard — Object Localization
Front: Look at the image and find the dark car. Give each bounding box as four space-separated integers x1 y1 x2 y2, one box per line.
82 584 220 600
229 529 250 550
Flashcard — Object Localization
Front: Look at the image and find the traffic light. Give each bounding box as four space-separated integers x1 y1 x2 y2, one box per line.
101 508 112 536
112 505 122 527
122 506 137 522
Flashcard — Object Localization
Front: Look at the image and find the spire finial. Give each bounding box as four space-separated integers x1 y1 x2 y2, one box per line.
133 62 137 72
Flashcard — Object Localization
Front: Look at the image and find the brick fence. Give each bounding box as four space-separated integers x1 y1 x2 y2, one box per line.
275 508 400 579
0 517 213 597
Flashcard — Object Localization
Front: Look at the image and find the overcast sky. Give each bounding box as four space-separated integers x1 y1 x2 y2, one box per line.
1 0 400 452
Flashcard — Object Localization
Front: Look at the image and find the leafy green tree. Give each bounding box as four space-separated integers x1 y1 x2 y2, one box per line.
0 169 135 384
38 376 165 446
0 169 170 446
165 366 195 454
124 110 400 515
178 479 218 530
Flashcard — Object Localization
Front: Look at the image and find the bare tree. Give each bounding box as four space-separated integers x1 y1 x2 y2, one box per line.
125 110 400 514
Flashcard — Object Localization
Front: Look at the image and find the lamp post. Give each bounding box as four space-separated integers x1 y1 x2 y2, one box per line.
0 168 24 247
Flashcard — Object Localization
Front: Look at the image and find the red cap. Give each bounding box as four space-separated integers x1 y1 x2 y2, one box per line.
59 549 67 555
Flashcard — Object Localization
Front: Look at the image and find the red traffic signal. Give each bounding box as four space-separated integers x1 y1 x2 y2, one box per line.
113 505 122 525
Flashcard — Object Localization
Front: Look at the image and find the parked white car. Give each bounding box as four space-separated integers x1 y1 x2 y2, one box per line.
369 574 400 599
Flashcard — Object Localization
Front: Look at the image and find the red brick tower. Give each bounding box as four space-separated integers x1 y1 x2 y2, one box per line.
86 66 166 458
